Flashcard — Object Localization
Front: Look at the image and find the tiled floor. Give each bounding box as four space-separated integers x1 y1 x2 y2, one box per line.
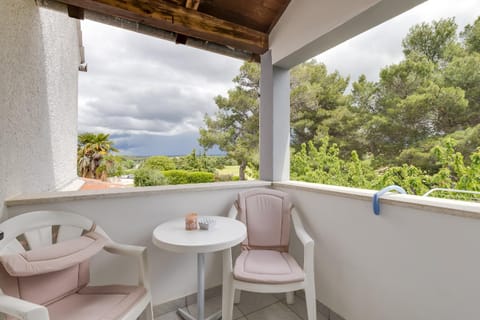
154 290 335 320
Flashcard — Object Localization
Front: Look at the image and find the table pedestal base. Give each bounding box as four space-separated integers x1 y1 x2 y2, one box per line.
176 253 222 320
176 309 222 320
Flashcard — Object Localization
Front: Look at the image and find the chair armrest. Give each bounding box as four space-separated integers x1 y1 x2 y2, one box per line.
0 294 49 320
291 209 313 247
227 204 238 219
103 242 150 290
291 209 314 277
104 242 146 257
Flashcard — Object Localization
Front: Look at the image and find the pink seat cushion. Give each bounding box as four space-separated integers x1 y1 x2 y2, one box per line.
46 285 147 320
237 189 292 252
233 250 304 284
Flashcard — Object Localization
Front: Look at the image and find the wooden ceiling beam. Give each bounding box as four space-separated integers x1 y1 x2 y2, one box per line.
67 5 85 19
176 0 200 44
185 0 200 10
56 0 268 54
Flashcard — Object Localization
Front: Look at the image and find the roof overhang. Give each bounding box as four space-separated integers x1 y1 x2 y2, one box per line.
270 0 427 69
37 0 426 67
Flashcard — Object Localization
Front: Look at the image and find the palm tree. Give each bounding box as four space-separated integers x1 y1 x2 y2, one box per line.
77 133 118 180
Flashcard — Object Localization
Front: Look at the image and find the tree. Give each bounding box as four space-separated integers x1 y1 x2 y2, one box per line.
364 54 437 158
142 156 176 171
134 168 167 187
444 52 480 124
290 60 350 149
199 63 260 180
361 50 468 161
402 18 458 63
461 16 480 53
77 133 118 180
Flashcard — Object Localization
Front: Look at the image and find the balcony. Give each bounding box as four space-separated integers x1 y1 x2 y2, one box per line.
5 180 480 320
3 0 479 319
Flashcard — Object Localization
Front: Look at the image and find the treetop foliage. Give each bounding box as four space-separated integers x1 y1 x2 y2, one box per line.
77 132 118 180
198 16 480 199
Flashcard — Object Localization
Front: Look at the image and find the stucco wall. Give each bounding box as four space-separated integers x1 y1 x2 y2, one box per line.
275 182 480 320
0 0 80 218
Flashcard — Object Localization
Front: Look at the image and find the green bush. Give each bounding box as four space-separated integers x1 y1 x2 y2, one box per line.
142 156 176 171
134 168 168 187
162 170 214 184
189 171 215 183
162 170 189 184
214 173 240 182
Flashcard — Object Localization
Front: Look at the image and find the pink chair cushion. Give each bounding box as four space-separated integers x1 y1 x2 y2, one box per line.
237 189 292 251
19 262 90 305
233 250 304 284
46 285 147 320
0 232 107 277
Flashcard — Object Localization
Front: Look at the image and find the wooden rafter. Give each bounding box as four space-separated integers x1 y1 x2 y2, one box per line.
56 0 268 54
176 0 201 44
67 5 85 19
185 0 200 10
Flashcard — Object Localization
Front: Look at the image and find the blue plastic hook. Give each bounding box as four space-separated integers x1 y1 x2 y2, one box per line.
372 185 407 215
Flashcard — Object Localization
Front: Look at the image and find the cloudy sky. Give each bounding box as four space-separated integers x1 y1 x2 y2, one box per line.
78 0 479 156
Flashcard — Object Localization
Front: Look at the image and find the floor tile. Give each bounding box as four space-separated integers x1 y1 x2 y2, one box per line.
283 295 328 320
153 287 338 320
330 309 346 320
184 295 244 319
275 291 330 320
153 297 186 317
246 302 302 320
154 309 183 320
235 291 278 315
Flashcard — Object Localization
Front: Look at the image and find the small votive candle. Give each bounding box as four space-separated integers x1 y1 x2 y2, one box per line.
185 213 198 230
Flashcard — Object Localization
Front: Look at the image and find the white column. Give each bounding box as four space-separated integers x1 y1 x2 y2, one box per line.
259 50 290 181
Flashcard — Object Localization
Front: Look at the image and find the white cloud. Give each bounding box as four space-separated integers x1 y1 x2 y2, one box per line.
316 0 479 82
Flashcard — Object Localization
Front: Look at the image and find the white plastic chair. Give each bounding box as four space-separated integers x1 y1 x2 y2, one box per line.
0 210 153 320
221 188 316 320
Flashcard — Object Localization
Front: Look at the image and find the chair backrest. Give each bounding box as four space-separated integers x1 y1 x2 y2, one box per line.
0 211 106 307
236 188 292 252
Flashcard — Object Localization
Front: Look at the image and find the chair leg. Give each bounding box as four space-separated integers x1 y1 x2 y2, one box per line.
139 302 154 320
222 249 235 320
234 289 241 304
304 283 317 320
222 284 235 320
286 291 295 305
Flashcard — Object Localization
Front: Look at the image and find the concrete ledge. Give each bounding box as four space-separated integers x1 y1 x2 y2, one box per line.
7 179 479 220
5 181 272 206
274 181 480 220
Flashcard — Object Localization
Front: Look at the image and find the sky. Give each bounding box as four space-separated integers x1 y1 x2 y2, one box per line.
78 0 479 156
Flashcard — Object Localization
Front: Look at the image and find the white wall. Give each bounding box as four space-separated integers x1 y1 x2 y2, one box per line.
0 0 80 219
5 182 271 305
7 181 480 320
275 182 480 320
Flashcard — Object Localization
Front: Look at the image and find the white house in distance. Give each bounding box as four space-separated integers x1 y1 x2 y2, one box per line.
2 1 480 320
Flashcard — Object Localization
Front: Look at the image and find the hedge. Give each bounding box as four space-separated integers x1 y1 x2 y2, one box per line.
134 168 168 187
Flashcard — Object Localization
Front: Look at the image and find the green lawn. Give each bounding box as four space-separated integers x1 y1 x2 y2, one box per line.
216 165 240 176
216 165 255 180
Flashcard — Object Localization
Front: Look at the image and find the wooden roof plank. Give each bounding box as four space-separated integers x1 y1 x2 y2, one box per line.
176 0 200 44
56 0 268 54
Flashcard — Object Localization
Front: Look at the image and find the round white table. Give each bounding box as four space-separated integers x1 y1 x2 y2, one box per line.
152 216 246 320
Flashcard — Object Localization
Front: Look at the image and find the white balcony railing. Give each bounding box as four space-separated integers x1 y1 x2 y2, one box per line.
5 180 480 320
